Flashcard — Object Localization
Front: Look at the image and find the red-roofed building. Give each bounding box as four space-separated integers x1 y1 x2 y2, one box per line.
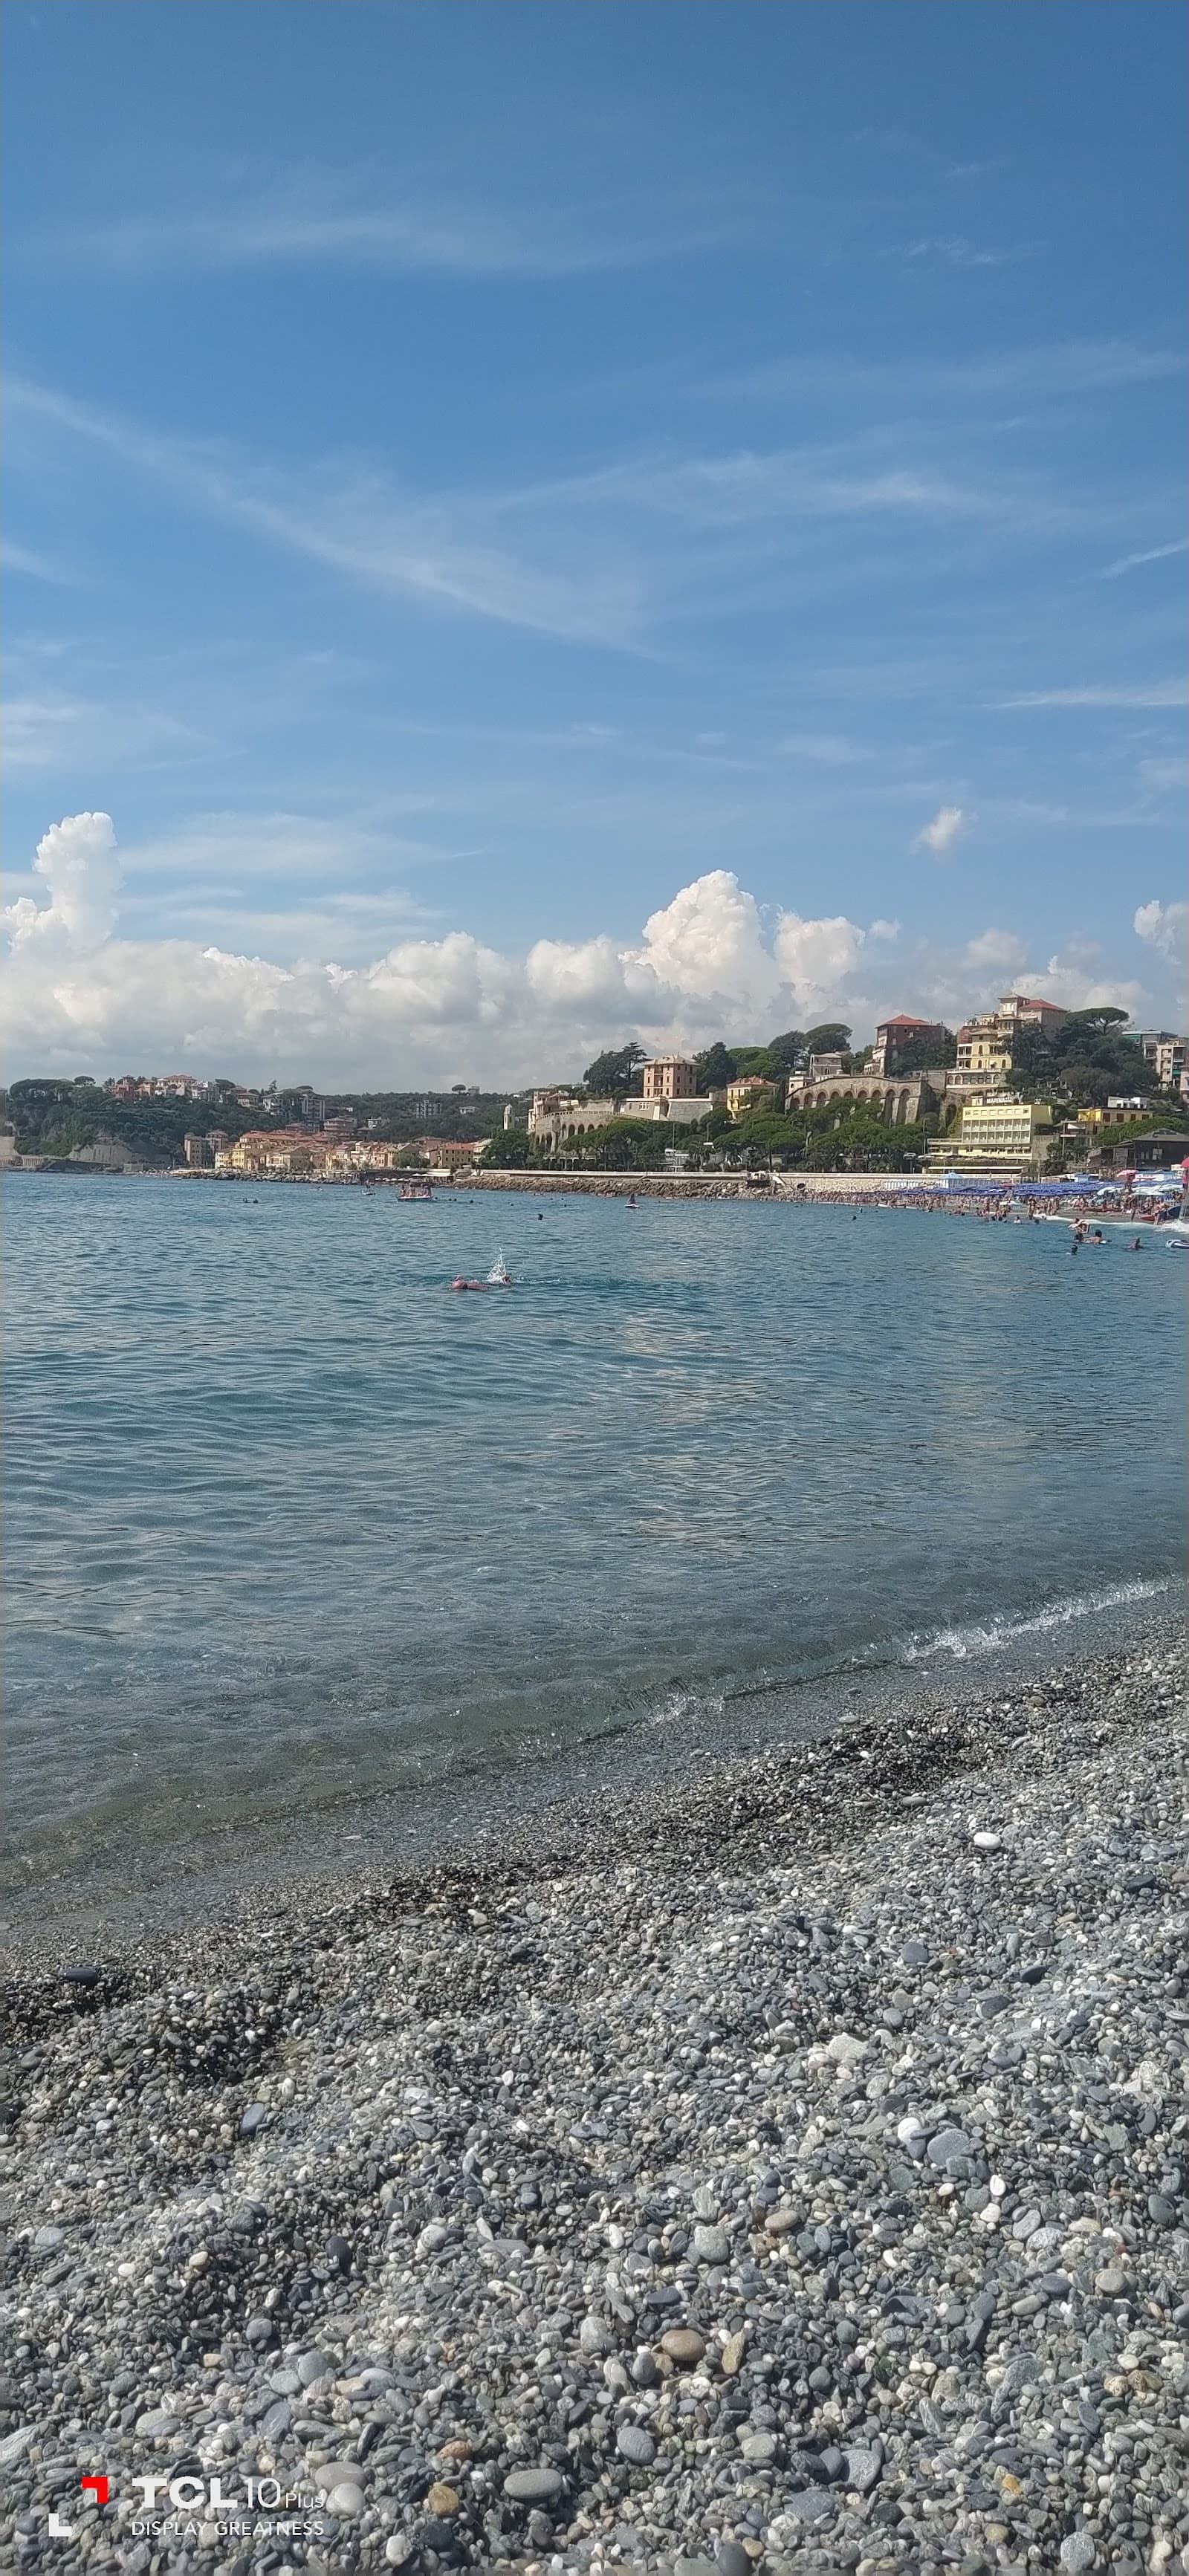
956 991 1073 1075
996 993 1072 1031
869 1015 950 1075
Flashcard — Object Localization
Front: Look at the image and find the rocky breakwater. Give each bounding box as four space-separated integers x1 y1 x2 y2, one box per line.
4 1635 1188 2576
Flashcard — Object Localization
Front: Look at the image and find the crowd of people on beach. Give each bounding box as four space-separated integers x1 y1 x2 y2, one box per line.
779 1184 1184 1225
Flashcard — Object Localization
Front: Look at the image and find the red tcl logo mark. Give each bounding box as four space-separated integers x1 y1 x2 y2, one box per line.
81 2478 109 2505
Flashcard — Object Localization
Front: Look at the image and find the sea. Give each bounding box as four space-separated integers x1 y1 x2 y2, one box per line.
4 1175 1186 1929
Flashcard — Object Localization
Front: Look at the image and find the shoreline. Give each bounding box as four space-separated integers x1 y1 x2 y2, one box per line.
8 1581 1184 1954
6 1607 1186 1981
4 1626 1187 2575
4 1165 1155 1201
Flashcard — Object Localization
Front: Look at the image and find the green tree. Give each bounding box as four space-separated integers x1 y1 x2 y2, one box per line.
577 1117 667 1169
729 1045 780 1080
693 1041 738 1092
733 1111 799 1167
1065 1007 1130 1035
805 1022 852 1056
766 1029 807 1074
582 1042 646 1097
480 1126 536 1167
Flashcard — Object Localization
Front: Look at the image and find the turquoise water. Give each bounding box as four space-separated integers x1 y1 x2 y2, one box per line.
4 1176 1185 1904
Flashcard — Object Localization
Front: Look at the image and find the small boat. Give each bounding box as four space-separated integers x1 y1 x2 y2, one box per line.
398 1181 433 1201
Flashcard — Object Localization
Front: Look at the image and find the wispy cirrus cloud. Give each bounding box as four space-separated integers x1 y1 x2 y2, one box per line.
6 374 652 650
2 538 79 585
7 371 1069 666
998 680 1189 710
702 337 1185 408
885 233 1039 270
27 174 770 280
1098 537 1189 580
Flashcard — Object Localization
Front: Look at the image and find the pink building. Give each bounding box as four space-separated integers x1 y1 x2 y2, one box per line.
641 1057 696 1100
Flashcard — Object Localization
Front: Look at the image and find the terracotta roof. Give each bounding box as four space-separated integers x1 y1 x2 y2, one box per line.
877 1013 940 1030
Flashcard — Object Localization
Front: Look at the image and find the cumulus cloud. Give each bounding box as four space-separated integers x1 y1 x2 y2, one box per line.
0 811 1160 1088
772 911 868 1016
1 811 121 952
1134 898 1188 964
911 804 971 858
961 929 1029 974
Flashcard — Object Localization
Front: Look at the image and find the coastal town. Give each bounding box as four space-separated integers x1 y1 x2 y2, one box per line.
3 993 1187 1191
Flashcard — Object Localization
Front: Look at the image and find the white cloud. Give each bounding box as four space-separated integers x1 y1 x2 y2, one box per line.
1 811 121 953
772 911 867 1016
1134 898 1188 964
1034 953 1150 1019
962 929 1030 973
7 376 649 649
912 804 971 857
32 174 767 280
888 235 1036 270
1000 681 1188 710
0 814 1163 1088
1 539 76 585
1099 538 1189 580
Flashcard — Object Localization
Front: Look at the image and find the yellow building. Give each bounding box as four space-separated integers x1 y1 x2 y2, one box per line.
955 1020 1013 1075
726 1075 777 1118
939 1096 1056 1171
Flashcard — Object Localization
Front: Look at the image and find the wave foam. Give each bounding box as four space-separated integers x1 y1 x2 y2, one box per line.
904 1575 1175 1664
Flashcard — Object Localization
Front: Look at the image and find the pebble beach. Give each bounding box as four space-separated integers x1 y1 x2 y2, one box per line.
4 1629 1188 2576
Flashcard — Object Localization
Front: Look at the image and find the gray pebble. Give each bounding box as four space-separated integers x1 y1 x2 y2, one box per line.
134 2407 180 2437
6 1629 1187 2576
927 2125 974 2167
504 2465 565 2503
785 2486 835 2523
715 2546 753 2576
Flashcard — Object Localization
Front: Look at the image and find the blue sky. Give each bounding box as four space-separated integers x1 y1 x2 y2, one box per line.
3 0 1185 1083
